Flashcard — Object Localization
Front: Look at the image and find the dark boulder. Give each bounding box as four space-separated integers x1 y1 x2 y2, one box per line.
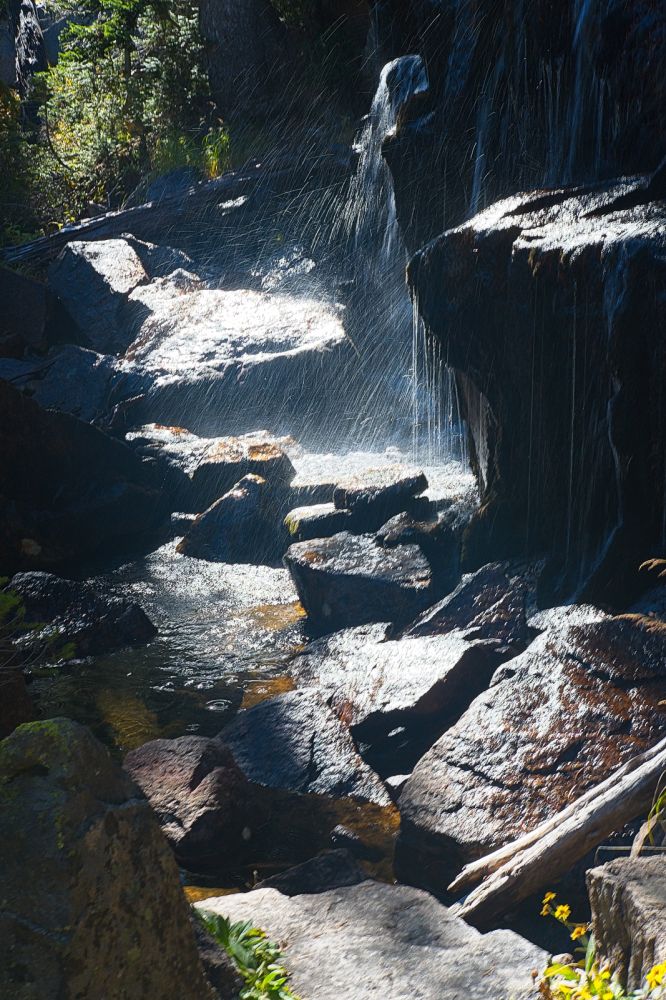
333 464 428 529
408 179 666 603
6 571 156 659
0 380 168 571
0 266 50 358
0 667 34 738
284 531 436 629
396 615 666 894
284 503 356 543
255 849 366 896
0 719 219 1000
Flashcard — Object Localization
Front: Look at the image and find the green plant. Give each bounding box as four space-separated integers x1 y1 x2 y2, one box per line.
538 892 666 999
197 911 300 1000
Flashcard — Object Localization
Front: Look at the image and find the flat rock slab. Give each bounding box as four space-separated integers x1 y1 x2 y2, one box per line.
284 532 435 628
122 276 349 434
333 465 428 525
196 881 545 1000
284 502 356 542
588 857 666 990
397 615 666 893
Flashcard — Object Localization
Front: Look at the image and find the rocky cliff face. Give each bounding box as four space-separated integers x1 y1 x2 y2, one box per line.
408 173 666 601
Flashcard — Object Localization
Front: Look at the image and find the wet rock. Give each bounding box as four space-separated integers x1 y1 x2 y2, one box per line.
587 857 666 991
284 502 356 542
122 234 197 279
295 621 513 773
177 474 287 564
191 918 243 1000
195 881 546 1000
0 380 167 571
403 561 539 648
123 276 349 436
408 180 666 603
0 265 50 358
397 615 666 894
125 691 390 872
0 718 218 1000
255 849 366 896
6 571 156 659
284 531 435 628
527 604 610 631
329 825 383 863
377 509 461 591
0 668 34 739
333 464 428 528
49 238 148 353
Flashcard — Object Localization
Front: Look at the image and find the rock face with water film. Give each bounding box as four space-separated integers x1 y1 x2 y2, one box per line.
0 719 220 1000
396 614 666 894
0 380 167 571
49 238 149 353
195 881 546 1000
125 689 390 872
284 531 435 628
6 571 157 658
408 175 666 602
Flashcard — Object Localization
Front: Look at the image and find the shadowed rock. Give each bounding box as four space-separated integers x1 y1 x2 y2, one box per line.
255 849 366 896
195 881 546 1000
284 531 435 628
333 464 428 528
0 719 220 1000
0 668 34 739
396 615 666 894
284 503 356 543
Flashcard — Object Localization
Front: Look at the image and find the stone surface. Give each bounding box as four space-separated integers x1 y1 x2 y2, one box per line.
0 265 49 358
284 531 435 628
6 571 156 659
295 621 513 772
0 380 167 571
125 691 391 872
49 238 148 353
588 857 666 990
191 917 243 1000
122 275 350 436
177 474 287 564
0 719 218 1000
195 881 546 1000
0 668 34 739
397 615 666 893
333 464 428 520
255 849 366 896
284 502 356 542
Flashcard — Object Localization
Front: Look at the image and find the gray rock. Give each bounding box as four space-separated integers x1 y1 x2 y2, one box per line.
284 502 356 542
195 881 546 1000
0 265 49 358
397 615 666 894
527 604 610 631
49 239 149 353
0 719 218 1000
333 464 428 525
588 857 666 991
255 849 366 896
284 531 435 628
122 234 197 279
7 571 156 659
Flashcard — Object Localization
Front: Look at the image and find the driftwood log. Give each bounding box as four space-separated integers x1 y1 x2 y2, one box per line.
450 735 666 927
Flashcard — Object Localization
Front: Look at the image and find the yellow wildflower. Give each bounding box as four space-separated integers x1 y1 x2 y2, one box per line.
554 904 572 922
541 904 552 917
570 925 587 941
578 989 592 1000
646 962 666 990
543 891 557 904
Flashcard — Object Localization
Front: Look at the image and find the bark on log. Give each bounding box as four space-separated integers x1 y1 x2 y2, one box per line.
451 736 666 928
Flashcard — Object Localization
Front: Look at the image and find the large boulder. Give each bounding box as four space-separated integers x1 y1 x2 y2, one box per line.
196 881 546 1000
125 690 391 872
121 273 350 436
0 380 167 570
332 464 428 528
6 571 156 659
49 239 149 353
0 667 34 738
408 177 666 603
0 718 222 999
0 266 50 358
396 615 666 894
587 857 666 991
284 531 436 628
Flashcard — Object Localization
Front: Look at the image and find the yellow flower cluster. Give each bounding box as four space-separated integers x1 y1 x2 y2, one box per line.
647 962 666 990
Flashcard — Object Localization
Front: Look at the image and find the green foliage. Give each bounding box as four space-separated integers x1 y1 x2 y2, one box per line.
197 911 300 1000
269 0 309 28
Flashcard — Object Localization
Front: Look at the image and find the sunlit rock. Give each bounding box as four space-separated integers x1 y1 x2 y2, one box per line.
333 463 427 521
396 614 666 894
284 502 356 542
0 718 220 1000
196 881 546 1000
284 531 435 628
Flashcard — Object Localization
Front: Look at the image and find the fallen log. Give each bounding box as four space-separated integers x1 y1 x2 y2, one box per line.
451 735 666 928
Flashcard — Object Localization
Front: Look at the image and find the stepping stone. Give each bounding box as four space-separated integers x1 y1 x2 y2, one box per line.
284 503 355 542
333 464 428 526
284 532 435 628
195 881 546 1000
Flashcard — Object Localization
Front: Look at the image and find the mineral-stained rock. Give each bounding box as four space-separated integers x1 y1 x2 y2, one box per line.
0 380 167 571
125 691 391 872
122 276 350 436
6 571 156 658
587 857 666 991
49 238 149 353
255 849 366 896
0 718 219 1000
177 474 287 564
195 881 546 1000
284 531 435 628
295 622 512 772
284 502 356 542
396 615 666 894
